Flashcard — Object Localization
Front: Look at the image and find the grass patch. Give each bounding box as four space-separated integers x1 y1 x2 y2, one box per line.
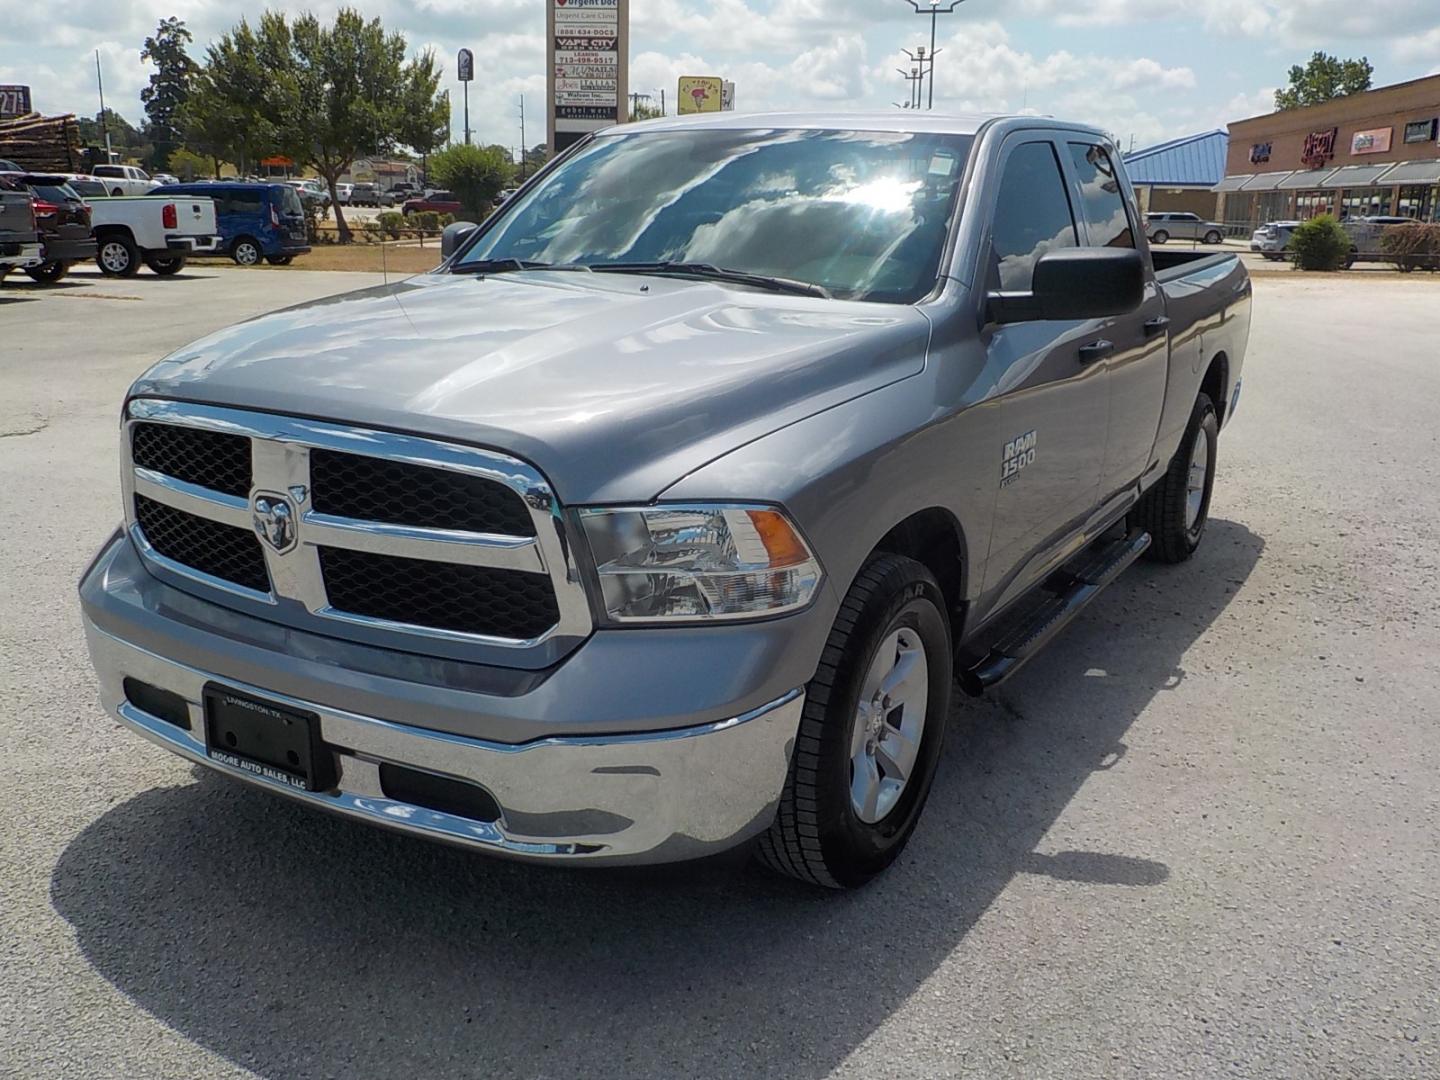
266 245 444 274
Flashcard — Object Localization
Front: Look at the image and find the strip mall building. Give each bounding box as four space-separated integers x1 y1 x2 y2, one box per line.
1216 74 1440 225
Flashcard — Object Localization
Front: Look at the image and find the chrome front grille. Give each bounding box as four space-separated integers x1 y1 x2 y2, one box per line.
122 399 592 650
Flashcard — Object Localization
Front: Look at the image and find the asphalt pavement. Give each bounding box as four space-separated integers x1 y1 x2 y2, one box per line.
1 265 1437 1079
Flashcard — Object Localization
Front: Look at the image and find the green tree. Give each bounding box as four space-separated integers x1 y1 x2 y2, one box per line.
428 143 513 218
167 147 210 180
179 23 278 179
1274 52 1374 111
141 17 198 169
220 8 445 242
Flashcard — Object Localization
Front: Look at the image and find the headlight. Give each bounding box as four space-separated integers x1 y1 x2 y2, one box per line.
579 504 823 623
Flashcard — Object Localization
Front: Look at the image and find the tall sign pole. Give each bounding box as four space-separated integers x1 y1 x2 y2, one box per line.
95 50 112 163
904 0 964 109
457 48 474 145
548 0 629 156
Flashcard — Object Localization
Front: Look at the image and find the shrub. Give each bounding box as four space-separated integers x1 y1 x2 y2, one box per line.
1379 222 1440 273
428 144 513 219
1287 214 1351 271
375 211 406 240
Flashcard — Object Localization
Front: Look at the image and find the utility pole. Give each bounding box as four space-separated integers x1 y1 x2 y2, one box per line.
517 95 527 179
896 66 923 109
904 0 965 109
94 50 113 163
902 47 937 110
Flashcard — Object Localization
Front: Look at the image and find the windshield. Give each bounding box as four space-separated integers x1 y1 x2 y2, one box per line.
457 127 974 303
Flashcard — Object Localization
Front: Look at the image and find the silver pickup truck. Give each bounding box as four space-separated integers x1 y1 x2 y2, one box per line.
79 113 1250 888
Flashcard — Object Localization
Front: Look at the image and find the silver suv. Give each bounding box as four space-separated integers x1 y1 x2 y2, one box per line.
1146 212 1225 245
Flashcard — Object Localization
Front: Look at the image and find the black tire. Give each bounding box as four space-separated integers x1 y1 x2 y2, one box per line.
1152 230 1169 245
756 553 952 889
96 233 140 277
144 254 186 275
231 237 262 266
1204 230 1222 245
110 187 124 197
1132 392 1218 563
26 260 69 283
265 254 293 266
0 266 10 285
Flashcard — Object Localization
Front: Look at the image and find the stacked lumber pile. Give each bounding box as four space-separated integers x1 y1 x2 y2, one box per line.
0 112 83 172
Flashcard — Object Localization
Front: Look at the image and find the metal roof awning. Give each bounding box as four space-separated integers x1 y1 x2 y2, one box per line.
1376 159 1440 185
1240 171 1295 192
1212 174 1253 192
1321 163 1396 189
1277 168 1338 190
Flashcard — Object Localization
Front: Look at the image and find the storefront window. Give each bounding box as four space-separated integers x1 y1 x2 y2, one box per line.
1294 190 1335 218
1338 187 1391 218
1395 185 1438 222
1253 191 1289 223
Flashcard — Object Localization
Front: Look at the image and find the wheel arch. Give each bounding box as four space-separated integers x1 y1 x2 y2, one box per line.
870 507 969 639
1201 351 1230 426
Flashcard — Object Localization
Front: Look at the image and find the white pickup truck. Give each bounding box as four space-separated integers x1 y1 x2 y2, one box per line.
88 195 221 277
91 164 160 197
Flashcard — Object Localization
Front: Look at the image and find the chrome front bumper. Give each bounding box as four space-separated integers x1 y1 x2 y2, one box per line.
84 620 803 865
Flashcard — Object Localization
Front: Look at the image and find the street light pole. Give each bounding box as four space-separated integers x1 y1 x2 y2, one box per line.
904 0 965 109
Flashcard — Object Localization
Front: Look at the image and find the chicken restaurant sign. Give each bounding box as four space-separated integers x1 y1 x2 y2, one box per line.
547 0 629 155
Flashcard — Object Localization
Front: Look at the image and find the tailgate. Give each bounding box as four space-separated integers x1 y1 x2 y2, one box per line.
0 193 34 236
170 196 217 235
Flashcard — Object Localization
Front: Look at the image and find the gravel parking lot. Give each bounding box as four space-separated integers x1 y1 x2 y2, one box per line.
2 266 1437 1079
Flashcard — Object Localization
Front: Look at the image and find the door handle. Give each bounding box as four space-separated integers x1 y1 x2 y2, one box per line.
1077 339 1115 365
1143 316 1171 338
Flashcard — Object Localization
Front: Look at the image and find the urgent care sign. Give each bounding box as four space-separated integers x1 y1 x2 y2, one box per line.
548 0 629 154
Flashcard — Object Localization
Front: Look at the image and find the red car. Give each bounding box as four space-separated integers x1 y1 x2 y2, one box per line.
401 190 462 215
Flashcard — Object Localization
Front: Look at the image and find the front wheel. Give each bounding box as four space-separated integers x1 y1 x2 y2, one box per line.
1152 230 1170 245
1131 392 1218 563
756 553 952 888
144 254 186 275
26 260 69 283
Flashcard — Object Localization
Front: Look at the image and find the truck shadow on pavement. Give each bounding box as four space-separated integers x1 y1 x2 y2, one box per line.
51 519 1263 1079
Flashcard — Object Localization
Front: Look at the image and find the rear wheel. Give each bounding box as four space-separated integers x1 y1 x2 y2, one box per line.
26 260 69 283
96 234 140 277
1152 229 1170 244
1204 230 1222 245
231 237 262 266
756 553 952 888
110 186 124 197
144 254 186 275
1131 392 1218 563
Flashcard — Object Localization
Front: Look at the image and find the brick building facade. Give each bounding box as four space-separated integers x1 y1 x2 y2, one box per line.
1216 74 1440 226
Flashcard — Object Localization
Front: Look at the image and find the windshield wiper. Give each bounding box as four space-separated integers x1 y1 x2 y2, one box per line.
451 258 591 275
590 261 830 298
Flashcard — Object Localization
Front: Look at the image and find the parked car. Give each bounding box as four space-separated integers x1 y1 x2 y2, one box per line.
63 175 111 200
87 191 220 276
0 158 22 172
0 173 97 282
1145 211 1225 245
1249 220 1300 260
151 173 181 186
152 182 310 266
496 188 517 204
286 178 330 208
1342 215 1430 267
402 190 461 215
78 112 1249 888
350 182 393 207
91 164 160 197
0 181 42 282
335 182 353 205
389 181 420 199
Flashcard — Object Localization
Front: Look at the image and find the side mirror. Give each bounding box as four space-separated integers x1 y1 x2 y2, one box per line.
441 220 478 259
988 248 1145 325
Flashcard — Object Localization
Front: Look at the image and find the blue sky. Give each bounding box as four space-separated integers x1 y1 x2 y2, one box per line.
4 0 1439 156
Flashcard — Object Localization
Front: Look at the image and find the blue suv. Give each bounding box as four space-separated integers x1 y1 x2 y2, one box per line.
151 182 310 266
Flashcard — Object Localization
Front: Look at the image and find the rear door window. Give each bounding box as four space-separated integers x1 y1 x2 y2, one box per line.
988 141 1078 291
1066 143 1135 249
279 187 304 214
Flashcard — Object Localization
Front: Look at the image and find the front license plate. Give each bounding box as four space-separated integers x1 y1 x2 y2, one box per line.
203 685 332 792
